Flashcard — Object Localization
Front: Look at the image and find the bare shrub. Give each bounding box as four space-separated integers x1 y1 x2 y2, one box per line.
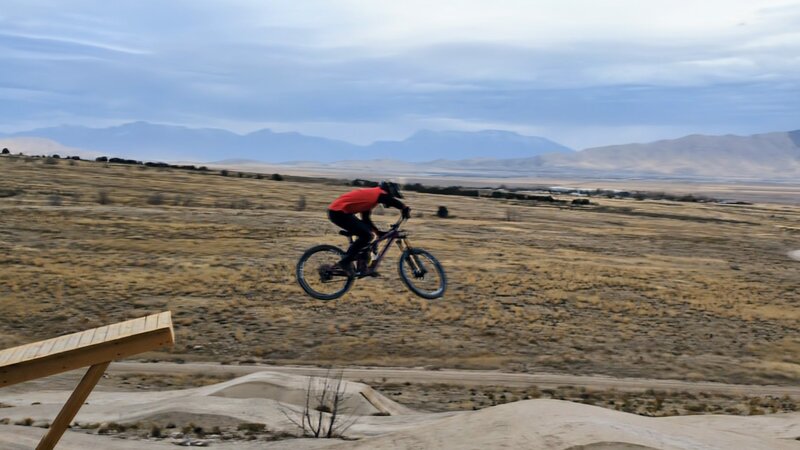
47 194 63 206
43 157 59 165
0 188 22 198
150 425 162 438
230 198 252 209
237 422 266 433
97 190 112 205
281 371 358 438
296 195 307 211
173 194 193 207
505 208 520 222
147 192 165 205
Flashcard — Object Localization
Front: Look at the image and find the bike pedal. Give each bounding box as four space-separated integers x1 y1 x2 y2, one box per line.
354 271 380 279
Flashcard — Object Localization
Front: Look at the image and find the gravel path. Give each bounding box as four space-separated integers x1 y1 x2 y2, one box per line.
107 361 800 398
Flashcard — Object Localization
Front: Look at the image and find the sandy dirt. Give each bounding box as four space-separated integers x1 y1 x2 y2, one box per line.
107 362 800 397
1 370 798 450
6 361 799 399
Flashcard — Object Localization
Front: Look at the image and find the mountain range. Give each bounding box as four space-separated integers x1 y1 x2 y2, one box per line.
420 130 800 179
0 122 572 163
1 122 799 179
542 131 800 178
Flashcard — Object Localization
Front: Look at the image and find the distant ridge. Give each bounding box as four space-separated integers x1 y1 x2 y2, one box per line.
368 129 573 160
2 123 799 179
286 129 800 180
0 122 572 163
0 137 103 160
543 130 800 178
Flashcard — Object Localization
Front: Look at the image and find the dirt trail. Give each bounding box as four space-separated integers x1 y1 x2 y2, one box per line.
107 362 800 397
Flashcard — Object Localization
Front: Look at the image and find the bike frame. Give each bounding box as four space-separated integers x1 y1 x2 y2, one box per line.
347 217 415 277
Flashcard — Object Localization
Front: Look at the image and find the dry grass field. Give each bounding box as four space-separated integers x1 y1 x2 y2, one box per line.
1 155 799 386
370 381 799 416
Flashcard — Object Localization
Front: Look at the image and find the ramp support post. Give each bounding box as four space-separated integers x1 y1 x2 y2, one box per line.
36 361 111 450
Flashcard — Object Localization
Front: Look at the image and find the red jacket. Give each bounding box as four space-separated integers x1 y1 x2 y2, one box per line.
329 187 384 214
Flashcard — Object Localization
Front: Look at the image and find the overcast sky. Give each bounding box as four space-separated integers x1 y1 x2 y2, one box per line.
1 0 799 149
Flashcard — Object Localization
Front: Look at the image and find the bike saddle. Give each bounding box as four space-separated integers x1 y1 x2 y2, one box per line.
339 230 355 237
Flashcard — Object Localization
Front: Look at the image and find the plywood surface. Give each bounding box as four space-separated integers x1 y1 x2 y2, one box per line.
0 312 174 387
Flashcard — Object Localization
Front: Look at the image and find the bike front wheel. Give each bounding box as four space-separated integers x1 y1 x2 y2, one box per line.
296 244 354 300
398 248 446 299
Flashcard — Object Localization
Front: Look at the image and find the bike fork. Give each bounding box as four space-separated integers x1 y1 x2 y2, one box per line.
397 239 422 273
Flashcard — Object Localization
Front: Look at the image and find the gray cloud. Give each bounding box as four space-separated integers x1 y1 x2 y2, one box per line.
0 0 798 149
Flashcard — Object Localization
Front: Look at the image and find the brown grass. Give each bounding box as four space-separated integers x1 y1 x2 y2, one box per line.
371 382 799 416
1 155 799 385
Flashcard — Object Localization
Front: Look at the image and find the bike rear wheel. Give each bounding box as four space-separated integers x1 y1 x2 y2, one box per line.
296 244 354 300
398 248 446 299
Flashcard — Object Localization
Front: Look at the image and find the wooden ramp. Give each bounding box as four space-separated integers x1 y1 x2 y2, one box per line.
0 311 175 450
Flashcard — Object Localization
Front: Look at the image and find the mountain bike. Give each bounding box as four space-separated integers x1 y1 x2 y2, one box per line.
296 217 446 300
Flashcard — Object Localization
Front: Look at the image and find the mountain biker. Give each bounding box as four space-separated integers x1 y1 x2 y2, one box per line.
328 181 411 275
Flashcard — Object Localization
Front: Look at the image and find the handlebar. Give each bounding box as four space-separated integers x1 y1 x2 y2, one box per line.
391 216 407 230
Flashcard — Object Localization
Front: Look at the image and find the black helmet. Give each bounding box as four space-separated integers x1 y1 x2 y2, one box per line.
379 180 403 199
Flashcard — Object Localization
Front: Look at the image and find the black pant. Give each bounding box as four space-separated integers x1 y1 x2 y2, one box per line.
328 210 373 264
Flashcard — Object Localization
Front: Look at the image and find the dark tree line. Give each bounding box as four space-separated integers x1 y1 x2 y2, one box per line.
94 156 209 171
